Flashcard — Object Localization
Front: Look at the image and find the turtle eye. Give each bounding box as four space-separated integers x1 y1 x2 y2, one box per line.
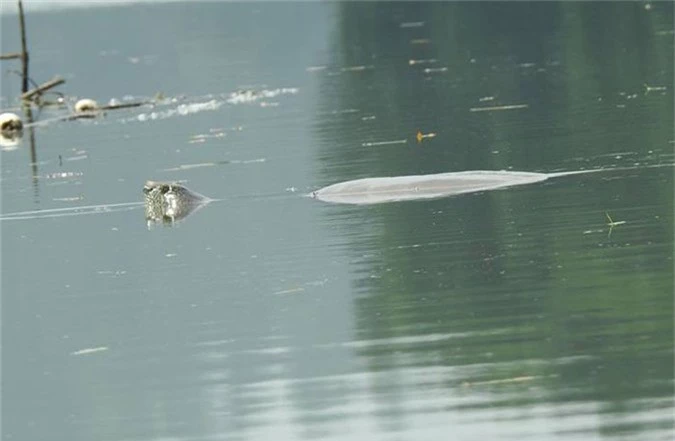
143 181 157 194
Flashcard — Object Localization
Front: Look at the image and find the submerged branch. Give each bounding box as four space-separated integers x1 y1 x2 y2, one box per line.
0 52 22 60
21 76 65 101
101 101 148 111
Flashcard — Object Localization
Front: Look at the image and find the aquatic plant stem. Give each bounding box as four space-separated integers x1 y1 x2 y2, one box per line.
18 0 29 94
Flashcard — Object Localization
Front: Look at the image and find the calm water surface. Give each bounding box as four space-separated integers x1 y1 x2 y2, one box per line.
1 2 673 441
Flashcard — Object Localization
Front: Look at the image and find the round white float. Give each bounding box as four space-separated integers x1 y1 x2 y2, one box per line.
74 98 100 113
0 112 23 133
0 112 23 149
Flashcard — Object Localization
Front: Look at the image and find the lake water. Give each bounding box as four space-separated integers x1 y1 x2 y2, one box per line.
1 2 673 440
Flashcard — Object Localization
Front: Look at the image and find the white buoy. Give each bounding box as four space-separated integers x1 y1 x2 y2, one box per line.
0 135 21 149
0 112 23 149
74 98 99 113
0 112 23 134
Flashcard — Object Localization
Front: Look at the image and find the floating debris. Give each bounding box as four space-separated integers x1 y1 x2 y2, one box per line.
400 21 425 28
416 131 437 143
45 171 83 180
178 100 221 114
409 58 437 66
227 158 264 165
606 212 626 238
273 287 305 295
65 154 88 162
362 139 408 147
592 151 637 159
161 161 231 172
71 346 108 356
96 270 127 276
226 87 298 105
341 65 374 72
462 375 541 387
53 196 84 202
161 158 264 172
189 130 226 143
127 54 157 65
102 101 148 111
469 104 529 112
227 90 258 104
644 83 667 94
134 99 223 122
323 108 359 115
423 67 448 74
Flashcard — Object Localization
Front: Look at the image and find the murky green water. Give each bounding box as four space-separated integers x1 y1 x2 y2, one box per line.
2 2 673 440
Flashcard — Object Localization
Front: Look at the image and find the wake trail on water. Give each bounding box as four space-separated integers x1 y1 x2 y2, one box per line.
1 164 671 220
312 163 674 204
546 163 674 179
0 202 144 221
0 192 295 222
